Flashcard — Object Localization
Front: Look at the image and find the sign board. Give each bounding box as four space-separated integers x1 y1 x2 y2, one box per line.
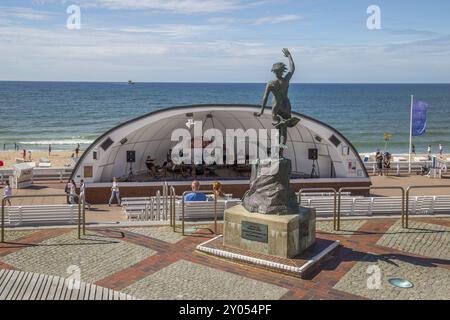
241 221 268 243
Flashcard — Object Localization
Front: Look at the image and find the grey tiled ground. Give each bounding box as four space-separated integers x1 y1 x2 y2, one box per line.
0 231 155 283
316 220 367 237
125 226 185 244
3 230 35 242
123 260 288 300
334 253 450 300
377 220 450 260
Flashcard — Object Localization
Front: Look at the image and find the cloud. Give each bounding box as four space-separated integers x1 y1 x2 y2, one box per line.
384 28 440 38
43 0 269 14
0 6 52 21
208 14 302 25
115 24 228 37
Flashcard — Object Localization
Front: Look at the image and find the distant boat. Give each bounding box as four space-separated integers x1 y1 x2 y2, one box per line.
128 80 135 85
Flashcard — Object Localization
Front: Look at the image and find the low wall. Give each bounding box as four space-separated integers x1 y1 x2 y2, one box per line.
85 178 371 204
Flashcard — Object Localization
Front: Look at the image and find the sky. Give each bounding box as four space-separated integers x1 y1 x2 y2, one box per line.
0 0 449 83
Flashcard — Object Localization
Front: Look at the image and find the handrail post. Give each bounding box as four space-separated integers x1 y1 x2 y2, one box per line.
182 193 185 236
1 198 5 243
337 188 343 231
78 198 81 239
214 195 218 235
405 187 411 228
333 190 337 231
82 193 86 236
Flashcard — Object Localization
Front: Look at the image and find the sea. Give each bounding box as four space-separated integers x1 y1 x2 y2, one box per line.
0 81 449 154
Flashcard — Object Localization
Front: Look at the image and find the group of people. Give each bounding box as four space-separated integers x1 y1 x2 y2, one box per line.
65 179 89 207
21 149 32 162
375 151 392 176
184 180 226 202
105 177 226 207
411 144 445 159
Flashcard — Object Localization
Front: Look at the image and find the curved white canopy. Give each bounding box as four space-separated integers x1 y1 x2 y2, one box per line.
72 105 367 183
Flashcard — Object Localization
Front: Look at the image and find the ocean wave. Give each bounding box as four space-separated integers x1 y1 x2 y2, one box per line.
18 139 94 145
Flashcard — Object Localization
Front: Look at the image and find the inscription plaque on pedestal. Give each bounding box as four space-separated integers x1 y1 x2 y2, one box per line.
242 221 268 243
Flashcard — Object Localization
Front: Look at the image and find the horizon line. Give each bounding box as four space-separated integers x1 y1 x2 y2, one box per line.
1 80 450 85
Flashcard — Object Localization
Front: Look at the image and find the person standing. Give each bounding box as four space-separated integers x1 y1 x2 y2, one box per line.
427 145 432 160
376 151 384 176
109 177 121 206
412 144 416 156
68 180 78 204
3 181 12 206
79 180 91 210
75 144 80 158
22 149 26 161
48 144 52 157
439 144 444 156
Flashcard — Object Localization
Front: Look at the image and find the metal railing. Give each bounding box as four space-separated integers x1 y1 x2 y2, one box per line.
177 191 218 236
169 186 177 230
298 188 337 230
1 193 86 242
405 185 450 228
337 186 405 231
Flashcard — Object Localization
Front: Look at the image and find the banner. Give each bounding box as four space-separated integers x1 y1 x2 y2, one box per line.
412 99 428 136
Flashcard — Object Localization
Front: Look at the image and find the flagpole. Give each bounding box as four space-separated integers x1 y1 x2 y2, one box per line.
409 95 414 174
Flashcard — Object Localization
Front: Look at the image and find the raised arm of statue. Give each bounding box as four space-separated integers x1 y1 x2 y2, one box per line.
256 83 271 117
282 48 295 81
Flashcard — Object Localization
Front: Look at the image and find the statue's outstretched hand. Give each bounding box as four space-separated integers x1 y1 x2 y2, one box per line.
282 48 291 57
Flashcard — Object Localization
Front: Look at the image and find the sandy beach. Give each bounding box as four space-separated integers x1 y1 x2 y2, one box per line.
0 150 83 169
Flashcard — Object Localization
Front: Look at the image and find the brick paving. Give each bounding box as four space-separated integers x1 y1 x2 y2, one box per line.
122 260 288 300
316 220 367 238
377 220 450 260
1 217 449 300
334 254 450 300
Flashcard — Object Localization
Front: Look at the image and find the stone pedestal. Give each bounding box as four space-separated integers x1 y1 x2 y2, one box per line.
223 205 316 259
243 158 299 215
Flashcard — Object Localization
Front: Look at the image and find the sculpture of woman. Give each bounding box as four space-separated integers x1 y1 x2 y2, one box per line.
256 48 300 157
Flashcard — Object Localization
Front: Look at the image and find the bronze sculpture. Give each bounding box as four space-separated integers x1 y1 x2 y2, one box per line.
256 48 300 157
243 48 300 215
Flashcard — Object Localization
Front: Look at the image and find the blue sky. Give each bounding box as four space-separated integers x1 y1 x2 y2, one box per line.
0 0 449 82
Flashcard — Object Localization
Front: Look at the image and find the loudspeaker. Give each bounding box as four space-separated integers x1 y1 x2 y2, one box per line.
126 151 136 163
308 148 318 160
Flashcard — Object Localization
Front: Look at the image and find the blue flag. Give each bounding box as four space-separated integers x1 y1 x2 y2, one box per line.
412 99 428 136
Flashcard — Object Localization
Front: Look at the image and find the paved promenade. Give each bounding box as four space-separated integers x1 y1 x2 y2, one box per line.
1 217 448 300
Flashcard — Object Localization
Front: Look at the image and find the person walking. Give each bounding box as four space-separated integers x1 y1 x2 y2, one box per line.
108 177 121 206
3 181 12 206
